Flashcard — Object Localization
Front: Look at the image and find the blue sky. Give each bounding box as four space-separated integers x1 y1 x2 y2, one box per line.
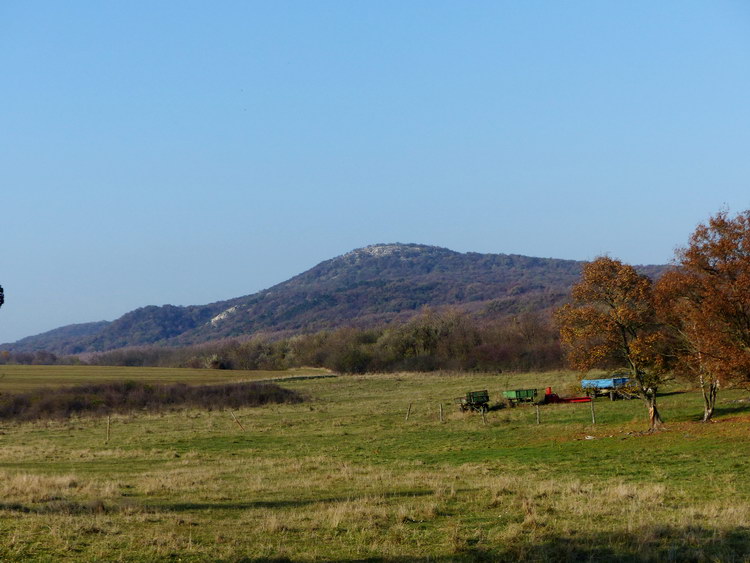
2 1 749 344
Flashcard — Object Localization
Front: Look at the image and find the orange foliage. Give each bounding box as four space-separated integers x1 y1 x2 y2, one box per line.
556 257 665 429
658 210 750 379
557 257 662 374
655 210 750 420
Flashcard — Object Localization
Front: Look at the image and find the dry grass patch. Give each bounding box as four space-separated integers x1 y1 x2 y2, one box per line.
0 470 118 506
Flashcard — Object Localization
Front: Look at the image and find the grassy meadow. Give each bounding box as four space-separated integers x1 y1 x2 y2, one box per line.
1 366 749 561
0 365 329 392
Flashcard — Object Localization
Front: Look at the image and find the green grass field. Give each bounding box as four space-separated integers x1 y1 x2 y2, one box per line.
0 365 331 392
1 366 749 561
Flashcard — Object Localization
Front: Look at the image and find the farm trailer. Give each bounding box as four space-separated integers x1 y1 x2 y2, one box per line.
454 390 490 412
581 377 631 400
502 388 538 405
540 387 591 404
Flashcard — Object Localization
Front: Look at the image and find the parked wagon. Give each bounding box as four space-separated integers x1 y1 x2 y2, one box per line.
502 388 538 405
541 387 591 404
581 377 631 400
454 390 490 412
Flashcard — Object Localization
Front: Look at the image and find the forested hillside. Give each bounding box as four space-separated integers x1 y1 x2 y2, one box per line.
2 244 665 355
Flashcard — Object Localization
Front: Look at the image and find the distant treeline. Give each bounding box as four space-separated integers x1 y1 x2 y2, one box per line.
0 309 563 373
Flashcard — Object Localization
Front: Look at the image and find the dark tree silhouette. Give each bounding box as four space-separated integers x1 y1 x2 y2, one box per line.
0 285 4 309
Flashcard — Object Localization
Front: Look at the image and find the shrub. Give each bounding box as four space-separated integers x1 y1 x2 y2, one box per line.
0 381 302 421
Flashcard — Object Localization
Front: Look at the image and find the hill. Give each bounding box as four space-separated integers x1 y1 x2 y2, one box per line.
2 244 665 355
5 321 111 354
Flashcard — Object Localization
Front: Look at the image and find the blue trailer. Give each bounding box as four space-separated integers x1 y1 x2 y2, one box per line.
581 377 631 400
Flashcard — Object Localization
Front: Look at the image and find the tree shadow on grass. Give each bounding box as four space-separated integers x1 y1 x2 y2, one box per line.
713 403 750 417
232 524 750 563
0 499 107 515
656 390 690 397
0 490 437 516
683 403 750 422
147 489 435 512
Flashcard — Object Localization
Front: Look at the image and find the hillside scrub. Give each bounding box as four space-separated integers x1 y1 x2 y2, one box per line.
0 381 302 421
70 309 563 373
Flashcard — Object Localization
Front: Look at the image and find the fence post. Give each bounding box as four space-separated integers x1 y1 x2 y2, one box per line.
230 410 246 431
439 403 444 423
405 403 412 422
535 404 540 425
590 398 596 424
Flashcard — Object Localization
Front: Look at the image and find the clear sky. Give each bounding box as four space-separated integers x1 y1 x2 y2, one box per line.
1 1 749 344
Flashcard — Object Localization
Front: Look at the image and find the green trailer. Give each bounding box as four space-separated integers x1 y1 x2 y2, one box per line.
454 390 490 412
502 388 538 405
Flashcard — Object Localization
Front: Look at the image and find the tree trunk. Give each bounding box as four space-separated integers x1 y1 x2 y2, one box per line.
633 369 664 431
700 375 719 422
646 394 664 432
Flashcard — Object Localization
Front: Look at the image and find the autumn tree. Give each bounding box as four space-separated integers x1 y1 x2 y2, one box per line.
556 257 666 430
655 210 750 421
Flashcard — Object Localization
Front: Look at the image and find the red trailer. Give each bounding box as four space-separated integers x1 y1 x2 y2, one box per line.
541 387 591 404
